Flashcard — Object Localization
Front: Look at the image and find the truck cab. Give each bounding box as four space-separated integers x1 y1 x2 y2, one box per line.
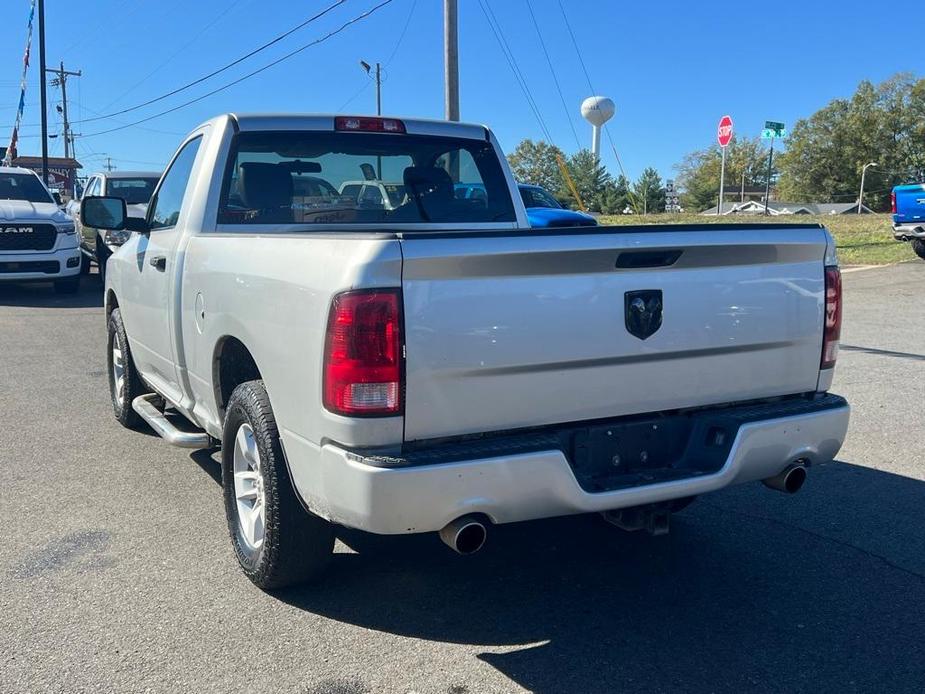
0 166 82 293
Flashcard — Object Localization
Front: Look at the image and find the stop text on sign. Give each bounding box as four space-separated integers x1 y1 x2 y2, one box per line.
717 115 734 148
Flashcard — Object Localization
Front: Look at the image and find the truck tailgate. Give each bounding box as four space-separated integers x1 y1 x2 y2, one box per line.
399 226 829 442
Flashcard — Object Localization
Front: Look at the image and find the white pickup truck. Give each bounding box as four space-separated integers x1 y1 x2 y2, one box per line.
82 114 850 591
0 166 82 293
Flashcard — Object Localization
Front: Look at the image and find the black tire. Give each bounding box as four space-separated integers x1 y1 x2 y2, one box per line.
107 308 144 428
97 240 110 284
222 380 334 590
912 238 925 261
54 276 80 294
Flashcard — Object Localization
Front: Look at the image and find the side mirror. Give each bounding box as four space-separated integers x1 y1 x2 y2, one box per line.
81 196 149 234
52 191 63 206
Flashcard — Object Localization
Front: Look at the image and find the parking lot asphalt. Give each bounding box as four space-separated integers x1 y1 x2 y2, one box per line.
1 262 923 694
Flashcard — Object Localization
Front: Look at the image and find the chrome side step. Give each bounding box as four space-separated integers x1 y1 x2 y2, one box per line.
131 394 211 449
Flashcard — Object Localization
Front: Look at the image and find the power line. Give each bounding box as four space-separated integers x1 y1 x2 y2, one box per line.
385 0 417 65
338 0 417 111
81 0 395 138
556 0 594 94
524 0 580 149
555 0 633 190
73 0 349 125
98 0 247 113
476 0 552 143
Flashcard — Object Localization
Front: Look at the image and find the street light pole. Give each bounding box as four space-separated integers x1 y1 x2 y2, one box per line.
858 162 876 214
763 135 775 216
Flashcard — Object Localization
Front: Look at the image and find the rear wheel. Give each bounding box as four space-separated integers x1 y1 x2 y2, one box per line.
912 238 925 261
222 380 334 590
107 308 144 428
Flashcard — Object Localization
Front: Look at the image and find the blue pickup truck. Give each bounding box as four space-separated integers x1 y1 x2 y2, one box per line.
892 183 925 260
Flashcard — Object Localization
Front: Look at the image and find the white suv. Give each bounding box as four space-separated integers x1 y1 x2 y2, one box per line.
0 166 81 293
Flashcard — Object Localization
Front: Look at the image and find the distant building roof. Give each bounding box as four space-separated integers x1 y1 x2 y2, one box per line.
94 170 161 179
701 200 873 215
12 156 82 169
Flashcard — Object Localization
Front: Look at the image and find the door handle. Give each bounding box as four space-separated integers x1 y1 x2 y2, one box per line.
149 255 167 271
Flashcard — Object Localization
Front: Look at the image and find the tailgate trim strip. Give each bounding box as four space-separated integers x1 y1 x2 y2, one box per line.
457 340 798 376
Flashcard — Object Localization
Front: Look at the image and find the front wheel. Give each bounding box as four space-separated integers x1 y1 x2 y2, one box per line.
912 238 925 261
97 239 111 283
222 380 334 590
107 308 144 428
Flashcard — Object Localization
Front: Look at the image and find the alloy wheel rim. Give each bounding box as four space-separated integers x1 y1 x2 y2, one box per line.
232 423 265 550
111 337 125 403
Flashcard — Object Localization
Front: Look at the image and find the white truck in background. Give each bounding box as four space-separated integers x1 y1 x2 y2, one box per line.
0 166 81 293
82 113 850 591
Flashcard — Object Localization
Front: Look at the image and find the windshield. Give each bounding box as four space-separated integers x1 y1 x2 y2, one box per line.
107 177 159 205
0 172 54 203
519 186 561 209
218 130 516 225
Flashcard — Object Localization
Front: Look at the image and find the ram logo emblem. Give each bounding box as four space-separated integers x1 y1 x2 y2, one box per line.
624 290 663 340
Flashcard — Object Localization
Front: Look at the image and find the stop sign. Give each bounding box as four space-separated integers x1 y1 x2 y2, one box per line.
717 115 733 147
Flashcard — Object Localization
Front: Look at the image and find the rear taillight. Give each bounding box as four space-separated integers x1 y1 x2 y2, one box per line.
323 289 403 416
334 116 406 133
891 191 897 214
821 266 842 369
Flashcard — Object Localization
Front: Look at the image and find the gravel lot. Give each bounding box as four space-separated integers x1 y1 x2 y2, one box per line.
1 262 923 694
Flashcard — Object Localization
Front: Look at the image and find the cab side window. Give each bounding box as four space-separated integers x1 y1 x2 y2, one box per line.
149 136 203 231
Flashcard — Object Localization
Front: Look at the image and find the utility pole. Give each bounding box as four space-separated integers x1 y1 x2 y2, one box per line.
375 62 381 116
105 156 115 172
740 170 746 204
38 0 48 185
360 60 383 178
359 60 382 115
444 0 459 121
46 61 81 159
858 162 877 214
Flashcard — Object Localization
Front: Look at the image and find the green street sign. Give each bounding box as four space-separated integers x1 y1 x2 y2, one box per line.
765 120 785 131
761 128 787 139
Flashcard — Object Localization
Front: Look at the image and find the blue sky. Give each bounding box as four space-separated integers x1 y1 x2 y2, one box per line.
0 0 915 181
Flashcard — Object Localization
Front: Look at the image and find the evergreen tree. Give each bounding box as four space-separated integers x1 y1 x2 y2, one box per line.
562 149 610 211
633 167 666 214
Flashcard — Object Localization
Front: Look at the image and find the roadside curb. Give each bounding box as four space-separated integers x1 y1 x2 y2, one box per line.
840 261 913 273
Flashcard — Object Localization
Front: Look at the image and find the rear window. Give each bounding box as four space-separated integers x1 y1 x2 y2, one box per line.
107 177 159 205
519 186 561 209
217 130 516 225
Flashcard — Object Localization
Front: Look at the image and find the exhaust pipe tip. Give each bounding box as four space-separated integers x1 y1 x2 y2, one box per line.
763 462 807 494
439 515 487 555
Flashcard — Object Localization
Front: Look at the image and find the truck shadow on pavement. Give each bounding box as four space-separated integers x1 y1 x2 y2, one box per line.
275 461 925 693
0 278 103 309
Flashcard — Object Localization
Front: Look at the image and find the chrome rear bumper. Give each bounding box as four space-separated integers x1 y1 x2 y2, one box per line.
289 395 850 534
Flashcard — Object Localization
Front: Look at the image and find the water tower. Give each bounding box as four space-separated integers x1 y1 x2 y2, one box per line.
580 96 615 157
